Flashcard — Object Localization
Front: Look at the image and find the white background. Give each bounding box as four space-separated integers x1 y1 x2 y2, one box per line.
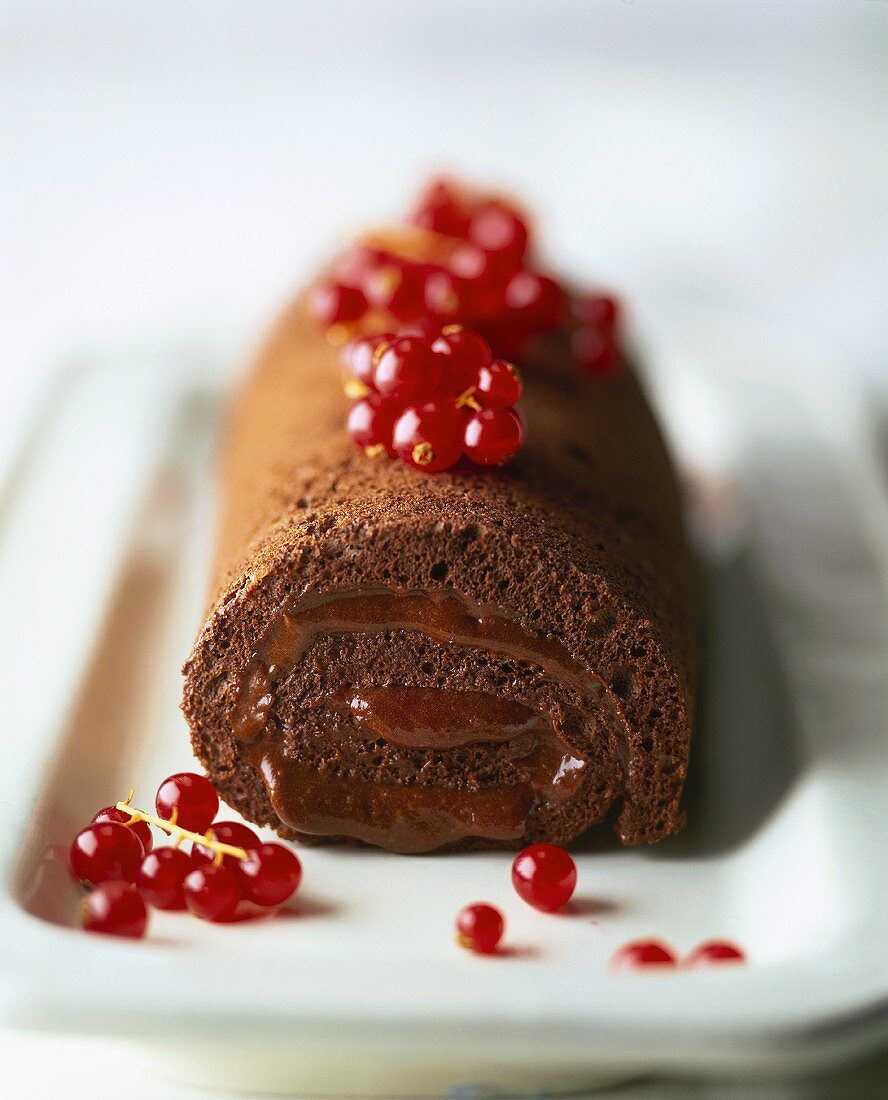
2 1 886 461
1 2 886 1096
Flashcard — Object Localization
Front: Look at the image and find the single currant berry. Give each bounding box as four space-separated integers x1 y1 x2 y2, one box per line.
611 940 679 970
463 407 524 467
571 293 620 330
571 327 621 378
448 242 489 282
373 336 443 403
504 270 564 332
466 200 529 266
237 843 303 907
81 882 148 939
473 319 529 364
346 394 399 457
309 280 368 327
91 806 153 855
70 822 143 885
685 940 746 967
445 245 507 321
393 402 465 473
183 863 243 922
431 327 492 394
474 358 522 407
136 846 193 910
155 772 219 834
192 821 260 868
364 260 430 323
456 903 505 955
409 178 471 238
511 843 577 912
340 332 394 391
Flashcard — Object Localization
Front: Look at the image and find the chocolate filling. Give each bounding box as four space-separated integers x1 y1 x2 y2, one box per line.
345 687 541 748
229 588 613 853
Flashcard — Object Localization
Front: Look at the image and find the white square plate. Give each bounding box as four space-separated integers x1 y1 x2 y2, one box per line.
1 317 886 1096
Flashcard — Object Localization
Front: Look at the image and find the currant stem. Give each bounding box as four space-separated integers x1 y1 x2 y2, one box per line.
358 224 453 266
115 799 248 860
343 377 371 399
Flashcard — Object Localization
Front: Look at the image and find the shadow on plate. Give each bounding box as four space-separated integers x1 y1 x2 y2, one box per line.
574 551 803 860
665 551 803 857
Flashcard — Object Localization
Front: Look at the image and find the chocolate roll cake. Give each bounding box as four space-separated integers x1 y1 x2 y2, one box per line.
182 190 696 854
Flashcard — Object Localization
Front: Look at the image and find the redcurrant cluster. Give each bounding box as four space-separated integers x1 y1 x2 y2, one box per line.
71 772 302 938
342 324 525 472
310 178 565 357
310 177 628 414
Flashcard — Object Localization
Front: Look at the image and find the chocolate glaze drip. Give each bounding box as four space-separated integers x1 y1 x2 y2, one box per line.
229 588 618 853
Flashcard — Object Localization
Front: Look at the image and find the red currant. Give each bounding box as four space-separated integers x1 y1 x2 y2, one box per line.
70 822 143 885
409 178 470 237
611 940 678 970
571 327 621 378
445 245 508 320
467 200 529 265
504 270 564 332
373 336 443 403
364 260 430 323
346 395 399 457
511 843 577 912
192 821 260 868
183 863 243 922
474 359 522 407
136 846 192 910
340 333 394 390
237 843 302 907
463 407 524 467
155 772 219 834
474 319 529 363
685 940 746 967
431 327 491 393
571 293 619 330
91 806 153 855
309 280 368 326
456 903 504 954
81 882 148 939
448 242 488 282
393 402 465 473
